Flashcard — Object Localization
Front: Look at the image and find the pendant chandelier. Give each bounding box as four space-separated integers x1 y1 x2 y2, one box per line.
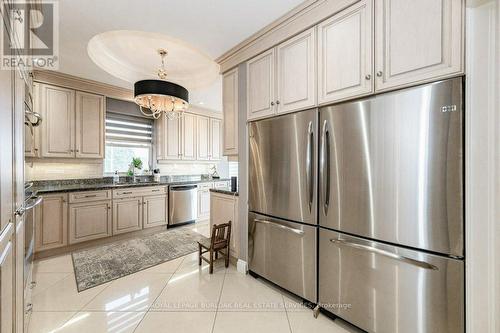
134 49 189 120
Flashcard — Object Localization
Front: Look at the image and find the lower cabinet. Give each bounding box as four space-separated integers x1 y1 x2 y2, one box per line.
210 192 239 258
113 197 143 235
143 195 168 229
69 200 112 244
0 232 14 333
35 193 68 251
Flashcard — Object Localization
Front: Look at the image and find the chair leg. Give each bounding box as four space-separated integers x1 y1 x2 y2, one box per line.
215 251 219 259
198 244 202 266
209 250 214 274
225 248 230 268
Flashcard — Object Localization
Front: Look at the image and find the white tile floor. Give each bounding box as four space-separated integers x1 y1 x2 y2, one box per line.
29 223 362 333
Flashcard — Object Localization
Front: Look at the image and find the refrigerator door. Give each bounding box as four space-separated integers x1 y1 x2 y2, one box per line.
319 228 464 333
319 77 463 257
248 212 317 303
249 109 318 225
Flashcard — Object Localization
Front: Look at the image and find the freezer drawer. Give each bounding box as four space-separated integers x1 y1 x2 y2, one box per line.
248 212 317 302
319 228 464 333
319 77 464 257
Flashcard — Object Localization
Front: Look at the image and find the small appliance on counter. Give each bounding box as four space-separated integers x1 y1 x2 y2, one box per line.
231 177 237 192
153 169 161 182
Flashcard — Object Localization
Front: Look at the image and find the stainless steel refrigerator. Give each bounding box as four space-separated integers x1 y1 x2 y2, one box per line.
248 77 465 332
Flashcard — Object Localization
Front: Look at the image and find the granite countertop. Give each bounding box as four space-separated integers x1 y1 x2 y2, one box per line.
30 176 231 195
210 187 239 196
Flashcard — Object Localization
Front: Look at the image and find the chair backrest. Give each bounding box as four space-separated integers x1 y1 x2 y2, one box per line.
210 221 232 249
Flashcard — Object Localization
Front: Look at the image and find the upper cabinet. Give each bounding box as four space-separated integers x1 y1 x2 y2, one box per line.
374 0 464 91
37 83 105 159
276 28 316 114
318 0 373 104
40 84 75 158
156 112 222 162
222 68 239 156
247 49 275 120
247 27 316 121
75 91 105 158
238 0 464 121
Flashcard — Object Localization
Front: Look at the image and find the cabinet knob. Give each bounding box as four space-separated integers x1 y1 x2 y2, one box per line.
376 71 383 77
270 102 274 106
30 281 37 289
365 74 371 80
276 100 280 105
76 149 79 153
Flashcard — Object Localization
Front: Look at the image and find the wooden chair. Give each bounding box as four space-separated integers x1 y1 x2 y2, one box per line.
198 221 232 274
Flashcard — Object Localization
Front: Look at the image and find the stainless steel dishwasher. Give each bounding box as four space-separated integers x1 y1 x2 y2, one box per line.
168 185 198 226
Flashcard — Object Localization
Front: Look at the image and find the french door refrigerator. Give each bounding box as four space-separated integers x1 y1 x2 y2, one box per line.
318 77 465 333
248 109 318 303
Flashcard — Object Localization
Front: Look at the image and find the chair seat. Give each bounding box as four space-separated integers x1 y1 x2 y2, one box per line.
197 237 212 249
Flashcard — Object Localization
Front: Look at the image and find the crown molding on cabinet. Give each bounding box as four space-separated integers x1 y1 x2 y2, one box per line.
215 0 359 73
33 70 134 101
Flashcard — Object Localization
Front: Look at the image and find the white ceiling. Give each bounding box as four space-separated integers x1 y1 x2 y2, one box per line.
57 0 305 111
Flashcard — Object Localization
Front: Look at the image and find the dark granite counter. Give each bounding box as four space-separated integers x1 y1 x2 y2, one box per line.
30 176 231 195
209 187 239 196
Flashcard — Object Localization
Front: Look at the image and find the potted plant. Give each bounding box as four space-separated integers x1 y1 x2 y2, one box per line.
128 157 143 177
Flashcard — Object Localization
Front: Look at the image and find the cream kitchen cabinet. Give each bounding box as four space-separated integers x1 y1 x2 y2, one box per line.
247 27 316 121
318 0 373 104
143 195 168 228
181 113 197 160
75 91 105 158
35 193 68 252
0 231 14 333
68 200 112 244
276 27 316 114
197 183 213 221
40 84 75 157
210 192 239 258
209 118 222 160
156 115 181 160
39 83 105 159
222 68 239 156
374 0 464 91
113 197 143 235
247 49 275 120
197 116 210 161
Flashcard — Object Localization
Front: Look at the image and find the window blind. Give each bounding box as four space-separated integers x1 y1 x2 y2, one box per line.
105 112 153 148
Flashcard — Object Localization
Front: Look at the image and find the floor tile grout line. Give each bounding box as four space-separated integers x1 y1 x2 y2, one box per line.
283 294 294 333
131 255 186 333
211 268 227 333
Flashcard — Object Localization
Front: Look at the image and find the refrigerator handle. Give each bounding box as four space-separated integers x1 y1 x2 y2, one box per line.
306 121 314 212
329 238 439 270
321 120 330 216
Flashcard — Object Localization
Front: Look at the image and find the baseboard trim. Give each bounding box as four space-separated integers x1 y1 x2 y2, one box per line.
237 259 248 274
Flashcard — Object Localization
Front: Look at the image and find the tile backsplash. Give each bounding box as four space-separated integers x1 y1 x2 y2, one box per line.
26 160 230 181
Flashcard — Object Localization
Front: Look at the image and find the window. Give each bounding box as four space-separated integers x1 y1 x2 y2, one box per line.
104 112 153 173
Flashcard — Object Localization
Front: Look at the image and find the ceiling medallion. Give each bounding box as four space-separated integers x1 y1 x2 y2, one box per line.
134 49 189 120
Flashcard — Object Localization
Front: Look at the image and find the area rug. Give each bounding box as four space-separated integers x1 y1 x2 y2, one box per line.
72 227 206 292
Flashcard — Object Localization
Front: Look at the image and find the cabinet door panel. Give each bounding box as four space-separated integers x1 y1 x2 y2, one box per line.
35 194 68 251
113 197 142 234
197 190 210 220
0 239 14 333
210 118 222 160
247 49 275 120
165 117 181 160
210 193 238 257
143 195 167 228
75 92 104 158
375 0 464 91
318 0 373 104
222 69 238 156
277 27 316 114
197 116 210 160
40 84 75 157
182 113 197 160
69 201 112 244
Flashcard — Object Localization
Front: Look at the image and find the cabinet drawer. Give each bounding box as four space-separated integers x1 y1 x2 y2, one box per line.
69 190 111 203
197 182 214 191
214 181 229 189
113 186 167 199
